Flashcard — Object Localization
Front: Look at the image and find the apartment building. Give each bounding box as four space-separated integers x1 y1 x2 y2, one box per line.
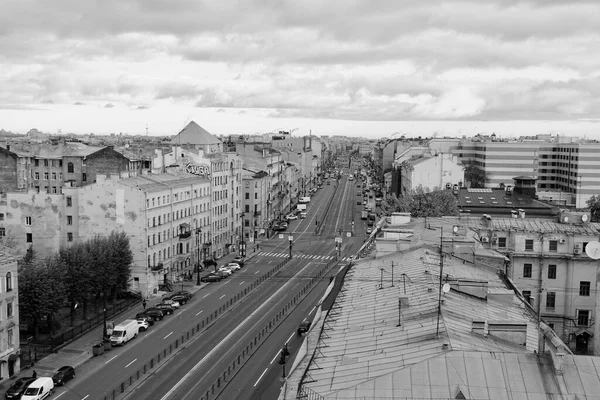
0 254 19 379
396 150 464 194
0 141 137 194
242 168 269 241
467 211 600 354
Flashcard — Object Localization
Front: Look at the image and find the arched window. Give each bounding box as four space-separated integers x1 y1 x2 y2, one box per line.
6 272 12 291
67 162 74 173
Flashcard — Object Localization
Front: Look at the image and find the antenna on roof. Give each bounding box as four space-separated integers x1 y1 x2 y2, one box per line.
146 124 149 136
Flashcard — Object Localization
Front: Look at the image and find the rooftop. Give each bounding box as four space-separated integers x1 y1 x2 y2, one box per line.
170 121 221 146
115 171 209 192
456 188 556 214
1 142 105 158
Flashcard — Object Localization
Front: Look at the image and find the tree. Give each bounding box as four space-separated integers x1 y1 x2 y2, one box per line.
59 243 93 325
586 195 600 222
18 257 67 340
463 161 490 188
410 186 459 217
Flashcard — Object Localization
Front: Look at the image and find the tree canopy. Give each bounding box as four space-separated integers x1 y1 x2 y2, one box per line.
410 186 460 217
463 161 490 188
586 195 600 222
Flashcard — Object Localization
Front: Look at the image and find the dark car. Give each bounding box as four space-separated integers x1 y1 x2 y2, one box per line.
163 292 190 304
146 307 169 316
172 290 193 300
357 201 361 205
232 256 245 266
297 320 312 335
154 304 175 315
5 376 36 399
201 274 222 282
136 310 163 321
52 366 75 386
137 316 154 326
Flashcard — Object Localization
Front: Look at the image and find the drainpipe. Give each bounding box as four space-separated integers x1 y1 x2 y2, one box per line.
538 233 545 354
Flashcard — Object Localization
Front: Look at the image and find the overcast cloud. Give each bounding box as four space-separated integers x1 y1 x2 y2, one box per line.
1 0 599 136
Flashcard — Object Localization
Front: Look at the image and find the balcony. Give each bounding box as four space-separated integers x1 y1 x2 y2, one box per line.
179 231 192 239
253 211 262 217
151 262 166 272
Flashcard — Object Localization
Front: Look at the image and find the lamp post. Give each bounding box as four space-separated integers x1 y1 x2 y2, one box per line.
240 212 246 257
288 234 293 259
196 228 202 285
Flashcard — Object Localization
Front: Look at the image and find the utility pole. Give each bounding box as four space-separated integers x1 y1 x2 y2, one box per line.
436 227 444 338
379 268 384 289
391 261 394 287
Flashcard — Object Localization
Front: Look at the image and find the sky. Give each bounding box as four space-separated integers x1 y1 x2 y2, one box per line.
1 0 600 138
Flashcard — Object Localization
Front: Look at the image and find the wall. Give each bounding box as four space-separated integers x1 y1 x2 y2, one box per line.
0 149 18 193
85 147 131 184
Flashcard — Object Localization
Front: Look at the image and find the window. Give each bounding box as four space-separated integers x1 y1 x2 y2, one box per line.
6 301 13 318
82 173 87 182
523 290 532 305
577 310 590 326
498 237 507 248
34 159 39 166
548 264 556 279
0 228 4 237
245 205 250 212
67 215 73 225
44 172 49 180
44 159 49 166
579 281 591 296
0 213 3 221
245 193 250 199
6 271 12 292
26 233 32 242
549 240 558 252
25 216 32 226
67 162 74 173
35 172 40 180
546 292 555 309
525 239 534 251
523 263 532 278
7 328 13 347
66 196 72 207
583 242 589 253
67 232 73 242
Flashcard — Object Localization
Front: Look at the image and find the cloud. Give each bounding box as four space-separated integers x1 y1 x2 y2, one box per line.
0 0 599 130
73 102 85 106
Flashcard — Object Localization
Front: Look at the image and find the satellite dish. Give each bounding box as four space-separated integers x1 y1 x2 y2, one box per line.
585 241 600 259
452 226 459 234
581 214 589 222
442 283 451 293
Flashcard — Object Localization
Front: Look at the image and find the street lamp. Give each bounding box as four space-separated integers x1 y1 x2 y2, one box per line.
288 234 293 259
240 212 246 257
196 228 202 285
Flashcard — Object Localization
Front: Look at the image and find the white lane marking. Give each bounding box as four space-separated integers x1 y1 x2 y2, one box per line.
254 368 269 387
125 358 138 368
270 350 280 364
177 311 184 316
54 393 67 399
195 310 203 316
239 281 245 285
309 306 316 315
203 294 209 299
222 280 230 286
81 396 90 400
285 332 295 344
105 355 118 364
255 271 259 275
159 258 319 400
164 332 173 340
219 294 226 299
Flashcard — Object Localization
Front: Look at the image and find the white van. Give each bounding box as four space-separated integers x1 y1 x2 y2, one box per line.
21 377 54 400
299 196 311 203
110 319 140 346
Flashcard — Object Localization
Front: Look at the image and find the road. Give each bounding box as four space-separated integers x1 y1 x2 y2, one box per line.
53 160 367 400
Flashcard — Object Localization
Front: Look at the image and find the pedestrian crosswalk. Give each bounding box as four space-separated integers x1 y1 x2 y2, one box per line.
255 251 354 262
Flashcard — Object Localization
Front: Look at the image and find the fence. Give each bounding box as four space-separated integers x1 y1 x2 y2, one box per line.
104 255 305 399
315 180 340 235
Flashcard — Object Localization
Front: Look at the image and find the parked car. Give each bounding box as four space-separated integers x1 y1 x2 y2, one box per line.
137 316 154 326
161 299 180 309
145 307 169 317
286 214 298 220
357 191 361 196
297 320 312 335
217 267 233 276
357 201 361 205
366 228 373 234
52 366 75 386
226 262 241 271
5 377 37 399
232 256 245 266
171 290 193 300
136 319 150 332
21 377 54 400
155 303 175 315
136 310 163 321
201 274 222 282
168 295 189 305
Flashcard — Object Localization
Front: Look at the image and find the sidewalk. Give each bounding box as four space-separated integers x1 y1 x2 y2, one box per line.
0 250 260 393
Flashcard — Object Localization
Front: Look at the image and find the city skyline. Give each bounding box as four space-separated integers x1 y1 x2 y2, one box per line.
1 1 599 138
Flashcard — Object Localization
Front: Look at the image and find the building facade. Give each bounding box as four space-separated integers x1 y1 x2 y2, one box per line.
0 254 19 379
399 152 464 194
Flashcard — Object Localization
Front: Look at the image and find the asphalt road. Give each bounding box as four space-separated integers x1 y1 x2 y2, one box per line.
52 162 366 400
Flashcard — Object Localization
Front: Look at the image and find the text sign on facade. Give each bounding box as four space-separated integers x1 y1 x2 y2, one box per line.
185 162 211 177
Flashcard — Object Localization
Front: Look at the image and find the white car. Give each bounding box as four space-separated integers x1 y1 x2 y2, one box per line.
218 267 233 276
136 319 150 332
286 214 298 220
162 299 180 309
226 262 241 271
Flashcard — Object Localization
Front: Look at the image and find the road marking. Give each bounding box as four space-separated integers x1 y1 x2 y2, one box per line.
203 294 209 299
270 350 280 364
54 393 67 399
81 396 89 400
239 281 245 285
164 332 173 340
255 271 259 274
254 368 269 387
285 332 295 344
177 311 184 316
125 358 137 368
219 294 226 299
222 280 230 285
195 310 203 316
160 258 320 400
105 355 118 364
309 306 316 315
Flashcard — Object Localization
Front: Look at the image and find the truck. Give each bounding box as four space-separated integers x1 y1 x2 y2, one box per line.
299 196 311 203
110 319 140 346
361 210 368 220
297 204 307 212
